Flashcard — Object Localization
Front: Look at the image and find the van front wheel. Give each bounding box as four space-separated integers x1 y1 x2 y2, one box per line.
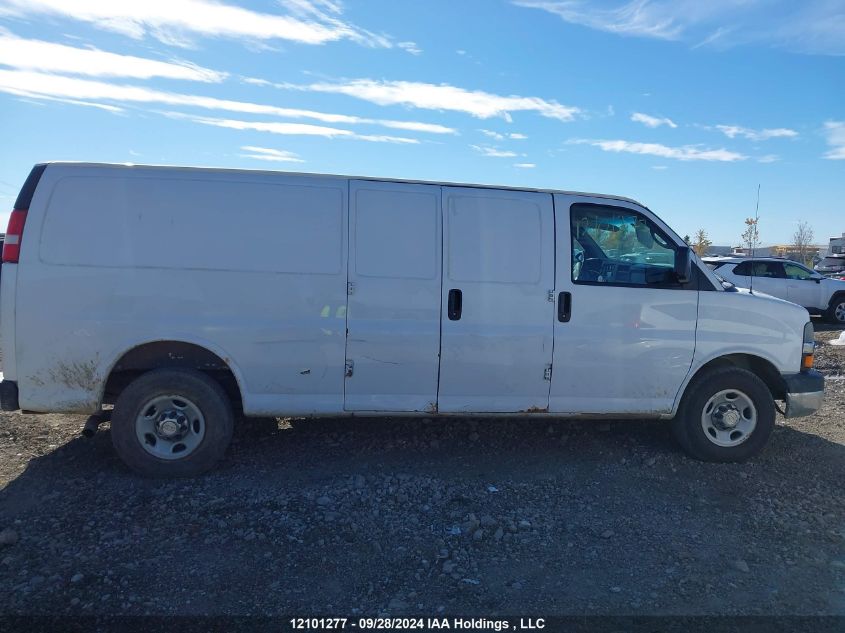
673 367 775 462
111 368 234 477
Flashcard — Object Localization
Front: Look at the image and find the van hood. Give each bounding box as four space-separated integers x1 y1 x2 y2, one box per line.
732 286 810 317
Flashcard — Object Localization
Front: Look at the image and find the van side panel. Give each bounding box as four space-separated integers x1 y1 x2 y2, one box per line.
15 165 348 415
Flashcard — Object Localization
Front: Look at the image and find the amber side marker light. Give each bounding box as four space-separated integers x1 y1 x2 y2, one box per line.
802 353 814 370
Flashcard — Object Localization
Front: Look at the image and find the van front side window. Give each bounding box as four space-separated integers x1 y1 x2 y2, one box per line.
570 204 679 287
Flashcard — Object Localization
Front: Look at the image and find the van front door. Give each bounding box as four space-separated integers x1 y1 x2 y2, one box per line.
344 180 442 412
551 195 697 415
438 187 555 412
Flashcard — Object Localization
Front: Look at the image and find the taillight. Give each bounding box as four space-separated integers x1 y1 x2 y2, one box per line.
2 209 28 263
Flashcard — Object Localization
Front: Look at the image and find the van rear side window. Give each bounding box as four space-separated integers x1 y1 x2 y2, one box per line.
39 176 344 274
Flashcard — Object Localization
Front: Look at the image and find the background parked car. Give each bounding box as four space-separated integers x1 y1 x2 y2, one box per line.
704 256 845 323
815 254 845 276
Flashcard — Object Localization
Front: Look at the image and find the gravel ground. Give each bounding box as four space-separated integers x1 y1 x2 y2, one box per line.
0 323 843 618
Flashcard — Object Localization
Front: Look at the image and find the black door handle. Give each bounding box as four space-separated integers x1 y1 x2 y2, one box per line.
558 292 572 322
448 289 463 321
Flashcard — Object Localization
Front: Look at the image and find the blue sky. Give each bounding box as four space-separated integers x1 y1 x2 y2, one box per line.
0 0 843 245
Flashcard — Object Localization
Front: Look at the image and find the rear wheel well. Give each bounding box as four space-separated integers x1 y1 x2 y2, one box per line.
684 354 786 402
103 342 243 413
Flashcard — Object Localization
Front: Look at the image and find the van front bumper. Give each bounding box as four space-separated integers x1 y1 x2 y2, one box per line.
783 370 824 418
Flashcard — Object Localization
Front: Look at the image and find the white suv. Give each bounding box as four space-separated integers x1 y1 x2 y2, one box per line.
704 256 845 323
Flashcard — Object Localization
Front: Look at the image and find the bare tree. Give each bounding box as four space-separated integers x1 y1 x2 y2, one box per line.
692 229 712 257
791 221 815 264
741 217 760 254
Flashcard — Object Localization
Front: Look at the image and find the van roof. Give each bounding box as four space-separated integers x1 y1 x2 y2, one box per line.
39 161 648 209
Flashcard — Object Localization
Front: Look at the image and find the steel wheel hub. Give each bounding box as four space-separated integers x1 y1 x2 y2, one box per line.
835 302 845 322
712 403 741 430
701 389 757 448
155 410 189 439
135 395 205 460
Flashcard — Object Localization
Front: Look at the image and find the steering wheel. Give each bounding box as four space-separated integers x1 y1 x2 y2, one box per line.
579 258 604 281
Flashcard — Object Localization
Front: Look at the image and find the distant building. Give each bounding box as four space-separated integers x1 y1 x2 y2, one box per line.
828 232 845 256
704 245 738 256
718 246 776 258
769 244 826 262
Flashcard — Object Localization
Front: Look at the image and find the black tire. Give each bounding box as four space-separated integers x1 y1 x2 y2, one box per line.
825 293 845 324
672 367 775 462
111 368 234 477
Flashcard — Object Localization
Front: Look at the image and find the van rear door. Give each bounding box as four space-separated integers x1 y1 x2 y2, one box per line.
344 180 442 412
438 187 555 412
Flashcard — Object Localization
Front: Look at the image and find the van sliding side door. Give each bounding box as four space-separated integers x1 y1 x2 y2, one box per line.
343 180 442 412
437 187 555 413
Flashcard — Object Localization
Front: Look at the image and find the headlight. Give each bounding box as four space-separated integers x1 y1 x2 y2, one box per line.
802 321 815 371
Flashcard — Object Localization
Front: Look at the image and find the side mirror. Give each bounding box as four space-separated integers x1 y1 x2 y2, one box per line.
675 246 692 284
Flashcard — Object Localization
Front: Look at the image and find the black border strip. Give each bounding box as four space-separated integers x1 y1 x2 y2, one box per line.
13 163 47 210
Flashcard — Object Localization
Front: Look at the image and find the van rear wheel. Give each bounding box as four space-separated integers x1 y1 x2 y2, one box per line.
111 369 233 477
672 367 775 462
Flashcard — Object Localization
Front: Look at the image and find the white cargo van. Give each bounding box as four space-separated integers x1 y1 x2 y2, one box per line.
0 163 824 476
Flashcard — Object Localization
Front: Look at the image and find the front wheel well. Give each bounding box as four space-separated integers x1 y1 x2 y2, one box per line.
683 354 786 403
103 341 243 412
828 291 845 309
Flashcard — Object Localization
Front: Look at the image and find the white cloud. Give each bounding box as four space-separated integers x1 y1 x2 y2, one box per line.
514 163 536 168
513 0 845 55
284 78 581 121
168 112 419 144
0 31 226 82
481 129 528 140
631 112 677 128
0 0 390 48
823 121 845 160
715 125 798 141
0 70 455 135
239 145 304 163
569 138 747 162
651 165 668 170
514 0 683 40
471 145 519 158
757 154 780 163
397 41 423 55
17 93 124 112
